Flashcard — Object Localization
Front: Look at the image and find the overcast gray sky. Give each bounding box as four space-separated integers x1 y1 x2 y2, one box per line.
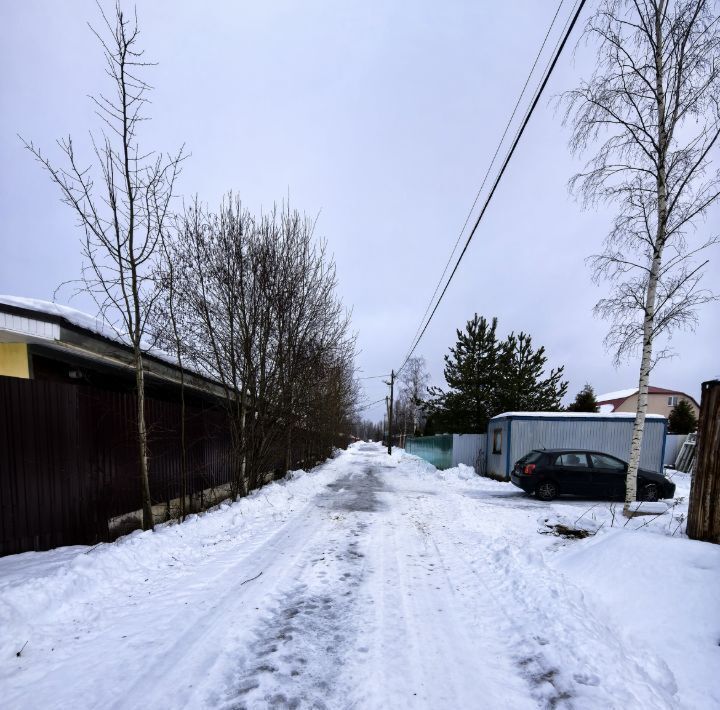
1 1 718 421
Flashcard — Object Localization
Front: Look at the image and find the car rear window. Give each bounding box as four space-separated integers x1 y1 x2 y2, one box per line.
517 451 544 465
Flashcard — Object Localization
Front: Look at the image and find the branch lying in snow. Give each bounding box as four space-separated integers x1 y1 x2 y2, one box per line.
16 641 28 658
574 502 602 526
539 522 604 539
240 572 263 586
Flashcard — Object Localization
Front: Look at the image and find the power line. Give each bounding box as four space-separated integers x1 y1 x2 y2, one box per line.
403 0 568 361
357 374 390 380
356 396 388 412
396 0 587 376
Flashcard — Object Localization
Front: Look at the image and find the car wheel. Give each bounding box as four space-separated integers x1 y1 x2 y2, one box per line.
639 483 659 502
536 481 558 502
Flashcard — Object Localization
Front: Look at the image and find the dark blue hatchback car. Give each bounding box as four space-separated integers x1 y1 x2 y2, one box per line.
510 448 676 502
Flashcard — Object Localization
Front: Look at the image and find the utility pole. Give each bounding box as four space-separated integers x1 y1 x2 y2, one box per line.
385 370 395 455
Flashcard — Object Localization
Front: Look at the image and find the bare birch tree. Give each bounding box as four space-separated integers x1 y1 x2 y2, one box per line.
23 3 184 529
398 356 430 436
563 0 720 515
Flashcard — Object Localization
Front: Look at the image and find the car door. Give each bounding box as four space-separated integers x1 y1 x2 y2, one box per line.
552 452 593 495
588 453 627 499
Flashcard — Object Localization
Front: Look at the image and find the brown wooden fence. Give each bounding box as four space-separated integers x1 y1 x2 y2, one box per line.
0 376 235 556
1 376 351 556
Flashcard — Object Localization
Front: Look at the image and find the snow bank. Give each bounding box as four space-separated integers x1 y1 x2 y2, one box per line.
394 449 718 706
554 529 720 710
0 454 345 662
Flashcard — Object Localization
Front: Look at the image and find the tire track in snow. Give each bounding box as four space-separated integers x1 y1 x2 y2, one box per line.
357 478 536 709
205 461 387 709
116 504 334 709
415 490 679 710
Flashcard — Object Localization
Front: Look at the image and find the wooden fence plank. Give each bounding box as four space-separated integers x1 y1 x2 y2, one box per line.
687 380 720 543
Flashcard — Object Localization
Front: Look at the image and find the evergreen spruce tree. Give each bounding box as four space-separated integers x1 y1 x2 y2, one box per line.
425 315 568 432
496 332 568 412
425 315 500 433
566 383 599 412
668 399 698 434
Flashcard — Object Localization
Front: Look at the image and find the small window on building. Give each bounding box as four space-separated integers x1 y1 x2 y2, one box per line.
492 428 502 454
668 396 678 406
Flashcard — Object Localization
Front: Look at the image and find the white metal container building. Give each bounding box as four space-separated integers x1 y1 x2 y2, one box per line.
485 412 667 480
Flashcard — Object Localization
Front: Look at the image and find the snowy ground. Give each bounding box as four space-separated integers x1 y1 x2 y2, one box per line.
1 442 718 709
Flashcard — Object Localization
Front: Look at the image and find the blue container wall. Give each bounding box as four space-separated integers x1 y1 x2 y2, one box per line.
485 420 509 478
452 434 485 472
489 415 666 479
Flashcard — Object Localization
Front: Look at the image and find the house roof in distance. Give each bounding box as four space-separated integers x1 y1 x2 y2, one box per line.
596 386 699 410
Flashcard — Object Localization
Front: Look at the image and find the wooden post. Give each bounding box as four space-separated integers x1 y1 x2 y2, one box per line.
387 370 395 456
687 380 720 543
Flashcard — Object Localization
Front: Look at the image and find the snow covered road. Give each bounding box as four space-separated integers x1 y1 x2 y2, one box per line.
1 442 719 709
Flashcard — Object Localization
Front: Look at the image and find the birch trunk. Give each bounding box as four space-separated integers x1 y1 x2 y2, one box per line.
623 266 659 514
623 3 670 517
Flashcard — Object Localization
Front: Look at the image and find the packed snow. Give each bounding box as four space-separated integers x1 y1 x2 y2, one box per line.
0 443 717 709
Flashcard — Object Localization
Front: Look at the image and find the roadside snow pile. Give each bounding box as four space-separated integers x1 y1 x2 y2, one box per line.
553 528 720 710
394 451 506 487
395 448 719 707
0 455 344 662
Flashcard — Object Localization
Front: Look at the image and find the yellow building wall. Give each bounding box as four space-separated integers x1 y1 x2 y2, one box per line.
0 343 30 379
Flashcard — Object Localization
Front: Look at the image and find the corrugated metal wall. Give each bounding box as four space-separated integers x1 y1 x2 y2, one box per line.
0 376 349 556
663 434 687 466
405 435 453 470
452 434 485 472
0 376 235 555
491 415 666 478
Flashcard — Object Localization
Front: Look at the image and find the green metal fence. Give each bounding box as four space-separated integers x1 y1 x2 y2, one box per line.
405 435 453 470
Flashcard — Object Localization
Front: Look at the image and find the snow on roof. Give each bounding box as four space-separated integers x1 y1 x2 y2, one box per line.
596 388 638 402
0 294 121 342
491 411 666 420
0 294 182 370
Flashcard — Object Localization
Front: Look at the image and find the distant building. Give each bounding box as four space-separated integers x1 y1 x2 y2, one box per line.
596 386 700 419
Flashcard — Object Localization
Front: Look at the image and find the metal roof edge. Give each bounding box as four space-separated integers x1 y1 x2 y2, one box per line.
0 300 222 389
